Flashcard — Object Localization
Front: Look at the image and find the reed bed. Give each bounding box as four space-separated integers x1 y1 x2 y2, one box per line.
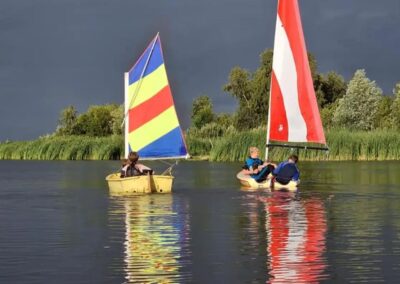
207 128 400 162
0 135 123 160
1 129 399 161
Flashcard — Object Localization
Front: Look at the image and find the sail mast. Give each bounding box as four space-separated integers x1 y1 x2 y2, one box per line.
124 72 129 158
265 89 272 161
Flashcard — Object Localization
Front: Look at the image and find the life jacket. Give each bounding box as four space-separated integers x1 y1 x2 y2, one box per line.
124 164 142 177
243 157 264 170
274 162 299 185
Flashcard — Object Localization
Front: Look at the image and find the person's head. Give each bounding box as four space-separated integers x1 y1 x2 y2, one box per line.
288 154 298 164
128 151 139 164
249 147 260 158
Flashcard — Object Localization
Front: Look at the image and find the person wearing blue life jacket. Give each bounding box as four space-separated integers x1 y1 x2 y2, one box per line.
272 154 300 185
242 147 275 182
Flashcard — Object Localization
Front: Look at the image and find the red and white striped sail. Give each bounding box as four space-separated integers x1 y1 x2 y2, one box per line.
267 0 326 145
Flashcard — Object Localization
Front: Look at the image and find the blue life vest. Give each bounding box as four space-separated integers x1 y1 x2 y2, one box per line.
243 157 264 178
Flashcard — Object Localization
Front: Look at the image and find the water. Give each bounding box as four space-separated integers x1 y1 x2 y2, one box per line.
0 160 400 283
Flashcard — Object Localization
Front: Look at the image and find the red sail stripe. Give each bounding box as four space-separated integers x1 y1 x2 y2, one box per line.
128 85 174 132
269 71 289 142
278 1 326 144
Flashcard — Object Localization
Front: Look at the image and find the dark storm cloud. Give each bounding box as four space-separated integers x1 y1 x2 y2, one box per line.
0 0 399 140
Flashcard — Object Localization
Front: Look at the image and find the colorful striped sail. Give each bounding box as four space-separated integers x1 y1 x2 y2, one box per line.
124 34 188 159
267 0 326 145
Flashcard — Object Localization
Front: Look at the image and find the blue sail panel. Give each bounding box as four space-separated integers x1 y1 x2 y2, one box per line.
137 127 187 159
128 37 164 85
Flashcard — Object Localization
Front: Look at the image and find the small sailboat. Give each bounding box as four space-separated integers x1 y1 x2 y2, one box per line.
237 0 328 191
106 33 188 195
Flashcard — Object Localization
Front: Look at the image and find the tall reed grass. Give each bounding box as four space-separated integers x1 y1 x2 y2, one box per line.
0 135 123 160
190 128 400 162
1 129 399 161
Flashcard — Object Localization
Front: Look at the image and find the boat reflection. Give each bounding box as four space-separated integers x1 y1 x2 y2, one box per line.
259 191 327 283
121 195 191 283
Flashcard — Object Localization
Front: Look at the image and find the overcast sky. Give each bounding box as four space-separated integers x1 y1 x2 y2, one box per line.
0 0 399 140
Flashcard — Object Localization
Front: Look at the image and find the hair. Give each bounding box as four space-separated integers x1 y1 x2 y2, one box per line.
249 147 260 155
288 154 299 163
128 151 139 164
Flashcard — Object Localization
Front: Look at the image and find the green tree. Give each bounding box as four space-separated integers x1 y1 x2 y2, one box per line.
320 100 339 129
191 96 215 129
215 113 233 129
375 95 393 129
56 105 78 135
249 49 273 128
224 49 321 131
391 82 400 129
224 66 261 130
316 71 347 108
333 69 382 130
71 105 115 136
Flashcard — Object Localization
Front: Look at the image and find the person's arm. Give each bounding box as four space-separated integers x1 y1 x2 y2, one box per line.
136 163 153 174
273 162 284 175
242 169 258 175
292 166 300 181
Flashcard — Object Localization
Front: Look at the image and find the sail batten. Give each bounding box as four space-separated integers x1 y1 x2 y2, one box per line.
125 34 188 159
267 0 326 146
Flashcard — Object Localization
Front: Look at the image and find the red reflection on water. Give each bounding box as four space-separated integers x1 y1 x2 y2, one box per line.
259 192 327 283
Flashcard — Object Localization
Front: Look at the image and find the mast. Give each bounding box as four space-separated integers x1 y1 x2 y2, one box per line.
124 72 129 158
265 89 272 161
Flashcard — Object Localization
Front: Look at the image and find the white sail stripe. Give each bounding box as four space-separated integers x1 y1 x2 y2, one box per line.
272 16 307 142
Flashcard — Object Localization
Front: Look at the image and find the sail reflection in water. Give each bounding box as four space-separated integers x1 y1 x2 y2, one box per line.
260 192 328 283
122 195 191 283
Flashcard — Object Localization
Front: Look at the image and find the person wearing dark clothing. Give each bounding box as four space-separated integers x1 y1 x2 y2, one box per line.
272 155 300 185
120 151 154 178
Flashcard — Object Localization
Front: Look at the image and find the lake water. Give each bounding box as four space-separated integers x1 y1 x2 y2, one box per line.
0 160 400 283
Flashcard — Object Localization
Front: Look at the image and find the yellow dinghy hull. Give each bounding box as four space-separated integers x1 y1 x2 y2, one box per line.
105 173 174 196
236 172 299 191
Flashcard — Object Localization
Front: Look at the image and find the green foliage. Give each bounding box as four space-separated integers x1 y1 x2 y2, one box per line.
333 69 382 130
223 49 320 131
190 96 215 128
224 67 254 130
315 71 347 108
0 135 123 160
110 104 124 135
215 113 233 129
391 82 400 129
56 104 123 137
56 105 78 135
375 95 394 129
320 100 339 129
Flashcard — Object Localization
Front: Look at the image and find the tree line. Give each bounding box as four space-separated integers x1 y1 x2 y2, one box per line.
189 49 400 139
55 48 400 139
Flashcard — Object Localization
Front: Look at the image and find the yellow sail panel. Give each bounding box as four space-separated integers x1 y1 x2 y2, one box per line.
127 64 169 109
128 106 179 151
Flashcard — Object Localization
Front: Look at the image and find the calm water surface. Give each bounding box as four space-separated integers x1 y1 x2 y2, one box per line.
0 160 400 283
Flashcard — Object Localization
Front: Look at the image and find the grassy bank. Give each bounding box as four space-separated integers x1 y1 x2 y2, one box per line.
1 129 399 161
187 128 400 162
0 135 123 160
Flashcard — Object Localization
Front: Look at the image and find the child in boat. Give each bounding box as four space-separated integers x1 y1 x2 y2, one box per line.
242 147 275 182
271 155 300 185
126 151 154 176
